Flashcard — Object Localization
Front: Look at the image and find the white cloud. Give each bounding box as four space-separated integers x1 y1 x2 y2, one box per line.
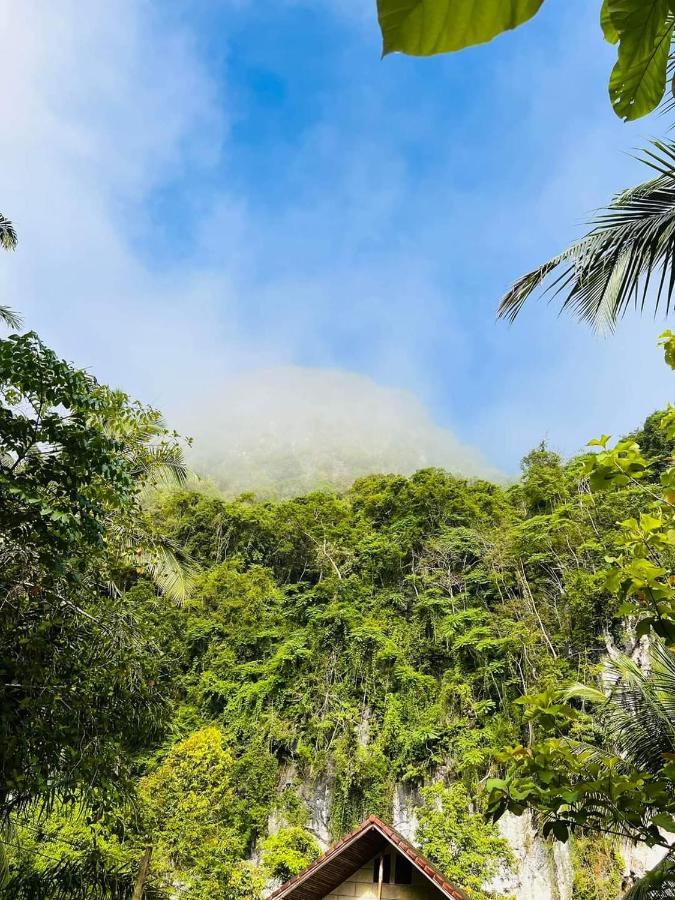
180 365 499 496
0 0 487 489
0 1 238 398
0 0 671 492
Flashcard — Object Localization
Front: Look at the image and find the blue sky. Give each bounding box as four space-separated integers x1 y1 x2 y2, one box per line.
1 1 672 482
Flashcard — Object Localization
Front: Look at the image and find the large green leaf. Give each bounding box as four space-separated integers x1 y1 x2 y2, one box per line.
376 0 546 57
606 0 674 120
600 0 619 44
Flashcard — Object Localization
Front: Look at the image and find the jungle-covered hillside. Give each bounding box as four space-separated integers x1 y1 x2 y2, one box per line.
5 394 673 899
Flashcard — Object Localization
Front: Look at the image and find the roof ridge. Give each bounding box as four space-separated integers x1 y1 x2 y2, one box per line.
267 815 467 900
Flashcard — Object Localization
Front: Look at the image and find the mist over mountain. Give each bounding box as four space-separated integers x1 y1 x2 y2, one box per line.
178 366 500 496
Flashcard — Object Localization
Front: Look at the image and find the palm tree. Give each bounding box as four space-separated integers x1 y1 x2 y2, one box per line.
567 643 675 899
0 214 17 252
498 142 675 331
0 213 20 330
626 855 675 900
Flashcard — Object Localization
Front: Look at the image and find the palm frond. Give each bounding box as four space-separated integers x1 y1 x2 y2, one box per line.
601 645 675 775
132 443 189 487
105 516 196 604
138 539 196 604
0 306 22 330
0 849 167 900
625 854 675 900
0 215 17 252
561 644 675 798
499 141 675 329
562 682 608 705
0 214 21 329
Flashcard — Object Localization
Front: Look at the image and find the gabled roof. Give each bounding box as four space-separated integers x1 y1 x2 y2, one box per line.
267 815 467 900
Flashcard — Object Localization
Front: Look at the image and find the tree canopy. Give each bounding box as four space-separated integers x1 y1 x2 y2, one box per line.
0 329 190 824
487 334 675 898
4 348 674 895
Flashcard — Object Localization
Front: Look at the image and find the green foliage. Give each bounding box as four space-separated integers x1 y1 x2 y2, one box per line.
0 305 22 329
377 0 545 56
487 339 675 895
499 141 675 328
624 853 675 898
606 0 675 121
488 640 675 850
121 451 642 891
260 827 321 882
1 803 146 899
416 782 513 898
375 0 675 123
571 834 623 900
10 336 675 892
0 211 19 334
0 213 17 251
660 328 675 370
628 409 675 475
1 332 140 553
139 727 267 899
331 741 393 837
519 444 567 514
0 331 189 818
583 424 675 642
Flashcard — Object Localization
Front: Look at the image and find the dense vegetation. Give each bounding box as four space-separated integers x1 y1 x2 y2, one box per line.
3 329 673 897
487 337 675 899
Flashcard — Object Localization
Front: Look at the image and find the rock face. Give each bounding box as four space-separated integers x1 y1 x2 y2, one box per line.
620 838 671 894
265 769 669 898
379 782 671 899
490 813 573 900
300 774 333 848
265 765 333 848
391 783 575 900
392 782 421 843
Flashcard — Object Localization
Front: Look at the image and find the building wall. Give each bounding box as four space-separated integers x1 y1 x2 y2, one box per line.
325 851 440 900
